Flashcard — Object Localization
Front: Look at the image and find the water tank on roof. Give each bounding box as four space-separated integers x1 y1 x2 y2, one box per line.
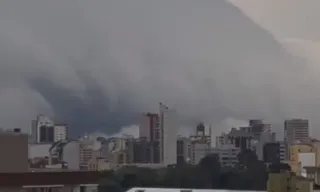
196 123 205 136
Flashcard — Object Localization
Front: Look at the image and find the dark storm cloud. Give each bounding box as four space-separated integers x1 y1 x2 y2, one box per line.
0 0 316 135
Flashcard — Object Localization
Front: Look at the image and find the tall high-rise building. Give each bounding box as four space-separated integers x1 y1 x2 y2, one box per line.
177 137 191 164
139 113 160 142
139 113 160 163
284 119 309 145
29 115 68 143
159 103 178 165
30 115 69 144
36 115 54 143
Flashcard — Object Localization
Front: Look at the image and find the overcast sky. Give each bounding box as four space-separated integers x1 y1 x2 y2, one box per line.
0 0 319 137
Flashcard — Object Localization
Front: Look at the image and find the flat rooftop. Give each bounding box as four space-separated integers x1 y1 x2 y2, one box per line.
0 171 106 187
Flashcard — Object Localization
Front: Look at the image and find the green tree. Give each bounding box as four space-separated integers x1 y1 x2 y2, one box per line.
116 166 159 189
160 164 196 188
98 179 124 192
196 154 221 188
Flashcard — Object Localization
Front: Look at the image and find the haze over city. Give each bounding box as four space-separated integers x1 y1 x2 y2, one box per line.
0 0 319 137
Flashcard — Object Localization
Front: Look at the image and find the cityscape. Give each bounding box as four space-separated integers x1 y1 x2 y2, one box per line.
0 0 318 192
0 102 317 192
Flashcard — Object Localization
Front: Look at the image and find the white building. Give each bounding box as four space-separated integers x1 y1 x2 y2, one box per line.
190 143 210 165
54 124 68 142
209 145 240 167
192 143 240 167
215 132 228 148
159 103 178 166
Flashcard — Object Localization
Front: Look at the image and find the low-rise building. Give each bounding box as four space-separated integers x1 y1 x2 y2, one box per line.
289 143 316 176
88 158 111 171
268 171 313 192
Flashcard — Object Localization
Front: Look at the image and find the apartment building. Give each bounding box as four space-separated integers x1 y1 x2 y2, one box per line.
209 145 240 167
284 119 309 145
30 115 69 144
177 137 191 164
268 171 313 192
54 124 68 142
289 143 315 176
263 142 286 164
139 113 161 163
190 143 210 165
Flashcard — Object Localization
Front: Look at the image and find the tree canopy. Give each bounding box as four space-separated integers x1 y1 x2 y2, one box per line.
98 150 291 192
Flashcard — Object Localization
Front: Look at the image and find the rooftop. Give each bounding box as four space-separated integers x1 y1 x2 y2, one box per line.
227 128 253 137
304 166 320 172
0 171 106 187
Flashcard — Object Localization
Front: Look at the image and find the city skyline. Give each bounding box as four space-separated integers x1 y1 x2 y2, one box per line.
0 0 318 191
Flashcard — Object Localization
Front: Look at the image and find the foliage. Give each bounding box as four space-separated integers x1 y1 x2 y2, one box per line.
98 150 291 192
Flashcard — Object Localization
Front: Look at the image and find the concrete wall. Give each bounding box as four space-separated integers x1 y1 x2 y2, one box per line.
29 143 51 159
63 141 80 170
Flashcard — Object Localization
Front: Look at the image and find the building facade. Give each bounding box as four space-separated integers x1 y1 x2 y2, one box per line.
190 143 210 165
289 143 315 176
263 142 281 164
267 171 313 192
209 145 240 167
177 137 191 164
139 113 161 163
159 103 178 166
0 131 28 172
53 124 68 142
36 115 55 143
284 119 309 145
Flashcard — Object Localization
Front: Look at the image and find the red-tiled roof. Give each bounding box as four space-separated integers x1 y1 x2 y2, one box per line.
0 171 105 187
